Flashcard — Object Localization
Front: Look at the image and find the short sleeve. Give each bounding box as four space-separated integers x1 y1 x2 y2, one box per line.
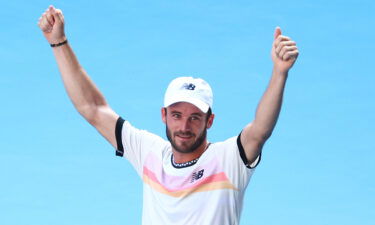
237 133 261 169
216 135 261 191
115 117 168 176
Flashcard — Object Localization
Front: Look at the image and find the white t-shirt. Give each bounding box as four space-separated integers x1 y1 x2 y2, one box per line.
115 118 260 225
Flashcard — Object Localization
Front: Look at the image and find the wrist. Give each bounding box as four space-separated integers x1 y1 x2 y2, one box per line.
50 39 68 48
272 66 289 77
48 34 67 46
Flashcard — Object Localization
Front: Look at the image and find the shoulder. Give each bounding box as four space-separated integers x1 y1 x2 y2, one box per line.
119 118 166 142
115 117 169 156
210 136 238 151
210 135 261 169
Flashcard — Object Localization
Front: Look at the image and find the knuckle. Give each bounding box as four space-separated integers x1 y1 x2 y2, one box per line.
276 46 281 53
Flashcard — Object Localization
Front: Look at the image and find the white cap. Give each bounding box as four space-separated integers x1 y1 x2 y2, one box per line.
164 77 213 113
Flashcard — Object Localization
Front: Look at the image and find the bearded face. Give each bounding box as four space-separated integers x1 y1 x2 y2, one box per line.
162 102 213 155
166 123 207 154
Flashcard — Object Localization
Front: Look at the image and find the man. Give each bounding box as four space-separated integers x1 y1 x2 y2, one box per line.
38 5 298 225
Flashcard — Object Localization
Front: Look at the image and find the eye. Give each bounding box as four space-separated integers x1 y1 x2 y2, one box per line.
171 113 181 119
190 116 201 121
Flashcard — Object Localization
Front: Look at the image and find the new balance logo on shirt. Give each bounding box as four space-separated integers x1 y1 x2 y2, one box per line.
191 169 204 183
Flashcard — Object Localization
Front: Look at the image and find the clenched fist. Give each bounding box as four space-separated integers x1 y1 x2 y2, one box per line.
38 5 66 45
271 27 299 74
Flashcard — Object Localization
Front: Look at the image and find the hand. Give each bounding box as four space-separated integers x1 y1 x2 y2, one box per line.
271 27 299 74
37 5 66 44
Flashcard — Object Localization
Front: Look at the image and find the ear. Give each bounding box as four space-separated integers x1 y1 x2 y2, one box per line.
161 107 167 124
206 113 215 129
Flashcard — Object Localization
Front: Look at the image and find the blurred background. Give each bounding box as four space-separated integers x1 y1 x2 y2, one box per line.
1 0 374 224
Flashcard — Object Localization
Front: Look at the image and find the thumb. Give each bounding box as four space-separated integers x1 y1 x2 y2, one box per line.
274 26 282 40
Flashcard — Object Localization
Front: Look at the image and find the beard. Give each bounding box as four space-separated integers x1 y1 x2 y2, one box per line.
166 124 207 154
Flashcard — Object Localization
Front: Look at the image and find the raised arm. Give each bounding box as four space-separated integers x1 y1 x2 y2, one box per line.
241 27 299 165
38 6 119 148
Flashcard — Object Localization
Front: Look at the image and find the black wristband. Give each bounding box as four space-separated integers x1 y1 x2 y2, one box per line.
50 39 68 47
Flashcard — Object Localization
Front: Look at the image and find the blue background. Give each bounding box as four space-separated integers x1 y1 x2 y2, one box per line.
1 0 374 224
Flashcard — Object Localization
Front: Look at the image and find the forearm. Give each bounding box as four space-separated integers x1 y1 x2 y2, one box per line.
52 42 107 121
239 27 297 162
252 67 288 140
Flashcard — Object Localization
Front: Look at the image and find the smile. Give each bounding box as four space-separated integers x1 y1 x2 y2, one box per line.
176 134 194 140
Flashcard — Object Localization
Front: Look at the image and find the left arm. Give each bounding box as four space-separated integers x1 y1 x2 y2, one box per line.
241 27 299 165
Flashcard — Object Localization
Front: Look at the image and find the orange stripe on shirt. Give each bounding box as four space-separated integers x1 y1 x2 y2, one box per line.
143 171 238 198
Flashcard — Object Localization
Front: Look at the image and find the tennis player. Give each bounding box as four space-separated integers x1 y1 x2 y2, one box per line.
38 5 298 225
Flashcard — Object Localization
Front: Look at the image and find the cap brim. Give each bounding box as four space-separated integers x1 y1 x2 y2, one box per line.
164 95 209 113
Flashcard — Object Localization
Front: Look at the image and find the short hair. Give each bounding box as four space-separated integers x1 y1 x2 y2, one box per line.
206 107 212 122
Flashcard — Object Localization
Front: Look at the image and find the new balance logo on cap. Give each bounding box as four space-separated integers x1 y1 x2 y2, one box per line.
164 77 213 113
182 83 196 90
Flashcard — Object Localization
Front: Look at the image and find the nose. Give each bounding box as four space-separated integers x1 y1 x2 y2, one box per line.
179 117 191 132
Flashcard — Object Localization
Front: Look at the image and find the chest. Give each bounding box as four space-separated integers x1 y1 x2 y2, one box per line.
142 152 238 198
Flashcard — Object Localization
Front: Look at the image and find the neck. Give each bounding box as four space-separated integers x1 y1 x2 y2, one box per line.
172 140 209 164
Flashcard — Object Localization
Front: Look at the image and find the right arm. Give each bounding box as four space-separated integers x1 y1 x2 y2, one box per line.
38 6 119 148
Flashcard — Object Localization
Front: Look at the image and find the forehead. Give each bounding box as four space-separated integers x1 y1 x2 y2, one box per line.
167 102 204 114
